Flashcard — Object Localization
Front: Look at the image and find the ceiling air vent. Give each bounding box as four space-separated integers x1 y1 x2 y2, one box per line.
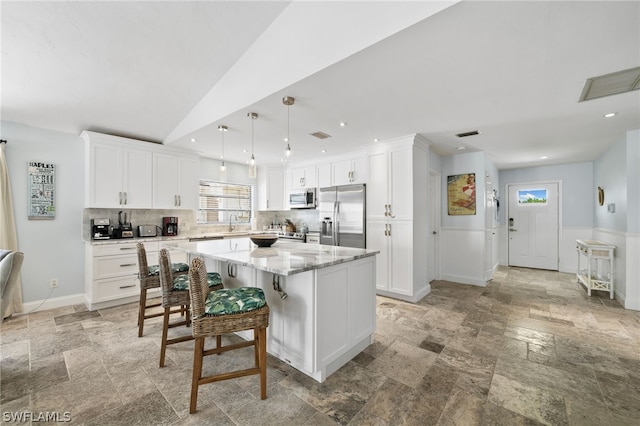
579 66 640 102
310 131 331 139
456 130 480 138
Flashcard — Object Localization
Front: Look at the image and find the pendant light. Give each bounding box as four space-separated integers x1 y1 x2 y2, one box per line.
218 125 227 181
248 112 258 179
282 96 295 161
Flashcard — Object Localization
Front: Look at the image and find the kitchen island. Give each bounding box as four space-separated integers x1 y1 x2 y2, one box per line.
161 238 379 383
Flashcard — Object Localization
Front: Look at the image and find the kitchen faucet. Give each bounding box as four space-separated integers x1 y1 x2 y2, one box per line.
229 214 238 232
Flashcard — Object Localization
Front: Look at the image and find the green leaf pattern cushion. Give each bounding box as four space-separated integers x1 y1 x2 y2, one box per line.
204 287 266 316
148 262 189 276
172 272 222 291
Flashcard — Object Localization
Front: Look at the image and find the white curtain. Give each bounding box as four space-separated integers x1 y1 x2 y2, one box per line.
0 141 23 316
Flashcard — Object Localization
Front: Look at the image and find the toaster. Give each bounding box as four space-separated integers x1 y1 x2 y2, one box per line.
138 225 157 237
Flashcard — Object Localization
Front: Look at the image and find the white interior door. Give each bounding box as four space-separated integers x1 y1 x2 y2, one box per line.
508 183 559 270
427 171 440 282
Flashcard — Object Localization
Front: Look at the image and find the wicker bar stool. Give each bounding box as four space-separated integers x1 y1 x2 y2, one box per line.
158 248 223 367
187 257 270 414
136 242 189 337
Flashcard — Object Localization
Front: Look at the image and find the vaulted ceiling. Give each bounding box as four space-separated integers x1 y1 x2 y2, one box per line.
2 1 639 169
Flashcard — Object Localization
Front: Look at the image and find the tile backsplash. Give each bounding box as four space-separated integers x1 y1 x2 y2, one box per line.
83 208 321 240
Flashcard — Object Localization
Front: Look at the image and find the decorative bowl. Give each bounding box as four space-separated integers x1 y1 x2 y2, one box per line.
250 234 278 247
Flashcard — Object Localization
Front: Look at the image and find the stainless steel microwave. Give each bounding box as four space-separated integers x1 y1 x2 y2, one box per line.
289 188 316 209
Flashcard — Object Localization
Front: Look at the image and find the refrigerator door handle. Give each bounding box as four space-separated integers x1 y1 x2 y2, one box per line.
333 201 339 245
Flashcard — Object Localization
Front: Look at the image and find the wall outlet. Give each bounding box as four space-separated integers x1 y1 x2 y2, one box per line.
50 278 58 288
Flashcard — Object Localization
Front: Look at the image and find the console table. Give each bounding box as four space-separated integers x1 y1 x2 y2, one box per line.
576 239 615 299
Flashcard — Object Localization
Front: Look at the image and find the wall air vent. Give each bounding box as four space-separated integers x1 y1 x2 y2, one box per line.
310 131 331 139
456 130 480 138
579 66 640 102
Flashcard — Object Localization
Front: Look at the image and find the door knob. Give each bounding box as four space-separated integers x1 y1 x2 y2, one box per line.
509 228 518 232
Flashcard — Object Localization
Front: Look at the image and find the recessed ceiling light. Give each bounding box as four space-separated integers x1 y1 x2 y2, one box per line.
190 138 197 143
321 149 326 153
456 146 467 151
339 122 347 127
373 138 379 142
603 112 617 118
540 156 548 159
243 149 247 153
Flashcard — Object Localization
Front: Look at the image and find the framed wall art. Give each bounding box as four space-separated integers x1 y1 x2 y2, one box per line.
447 173 476 215
28 161 55 219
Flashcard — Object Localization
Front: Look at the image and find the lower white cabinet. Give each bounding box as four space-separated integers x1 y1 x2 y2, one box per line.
85 239 188 310
368 220 413 296
212 257 376 382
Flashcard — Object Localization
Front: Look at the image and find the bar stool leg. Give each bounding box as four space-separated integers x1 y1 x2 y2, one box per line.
138 288 147 337
159 307 171 367
190 336 205 414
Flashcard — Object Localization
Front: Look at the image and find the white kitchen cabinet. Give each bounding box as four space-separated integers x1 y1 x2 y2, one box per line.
257 166 285 211
368 220 413 296
153 153 199 210
85 241 150 310
317 163 332 188
366 135 430 303
290 166 317 189
83 130 199 210
367 146 412 220
83 133 153 208
332 156 367 186
252 257 375 382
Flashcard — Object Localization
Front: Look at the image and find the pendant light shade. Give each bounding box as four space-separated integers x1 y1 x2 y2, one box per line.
283 96 295 161
218 125 227 181
248 112 258 179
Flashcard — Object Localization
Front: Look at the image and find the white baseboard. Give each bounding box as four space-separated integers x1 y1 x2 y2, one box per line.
18 293 85 315
439 273 488 287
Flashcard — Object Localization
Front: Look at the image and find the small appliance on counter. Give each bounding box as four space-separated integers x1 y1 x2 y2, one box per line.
112 211 133 239
91 218 110 240
162 216 178 236
138 225 158 237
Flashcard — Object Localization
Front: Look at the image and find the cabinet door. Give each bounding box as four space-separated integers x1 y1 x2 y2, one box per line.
350 156 368 184
87 142 123 207
332 159 353 186
258 168 286 210
281 272 314 371
389 221 413 295
153 153 179 208
317 163 331 188
348 258 376 343
177 156 199 210
367 220 389 291
316 266 348 366
290 168 306 189
256 271 283 355
123 149 153 208
389 147 412 220
366 152 389 220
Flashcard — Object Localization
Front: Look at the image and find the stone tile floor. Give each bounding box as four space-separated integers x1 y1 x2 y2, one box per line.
1 266 639 425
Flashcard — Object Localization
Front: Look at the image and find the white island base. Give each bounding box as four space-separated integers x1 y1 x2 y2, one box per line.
212 256 376 383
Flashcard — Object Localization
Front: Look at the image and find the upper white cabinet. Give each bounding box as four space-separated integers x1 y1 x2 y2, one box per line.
317 163 331 188
332 156 367 186
290 166 317 189
83 131 199 210
257 166 285 211
83 132 153 208
153 153 199 210
367 146 413 221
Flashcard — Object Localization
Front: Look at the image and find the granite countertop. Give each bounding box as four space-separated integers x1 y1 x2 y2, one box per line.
161 238 379 276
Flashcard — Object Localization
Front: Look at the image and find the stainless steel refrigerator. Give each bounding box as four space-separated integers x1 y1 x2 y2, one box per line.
319 184 366 248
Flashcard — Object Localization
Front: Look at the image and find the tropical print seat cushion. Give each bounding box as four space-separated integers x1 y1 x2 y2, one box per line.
147 262 189 276
204 287 266 316
172 272 222 291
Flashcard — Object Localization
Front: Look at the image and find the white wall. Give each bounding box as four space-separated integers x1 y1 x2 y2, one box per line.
1 122 85 305
627 129 640 234
594 137 627 232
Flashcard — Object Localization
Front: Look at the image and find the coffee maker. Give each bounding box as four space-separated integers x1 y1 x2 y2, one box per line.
162 217 178 236
91 218 110 240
